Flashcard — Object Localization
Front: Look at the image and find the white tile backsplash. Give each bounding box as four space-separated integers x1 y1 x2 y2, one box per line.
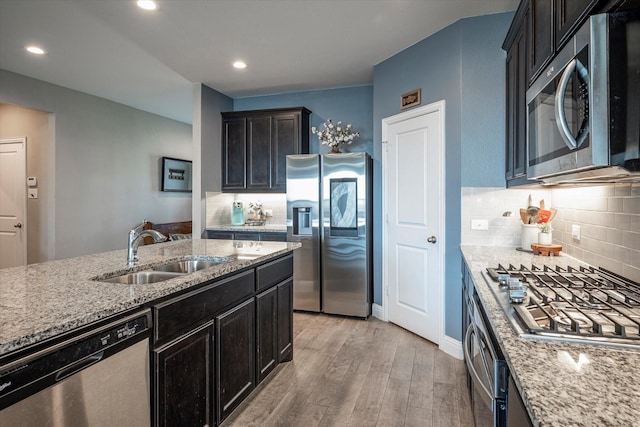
462 183 640 282
206 192 287 227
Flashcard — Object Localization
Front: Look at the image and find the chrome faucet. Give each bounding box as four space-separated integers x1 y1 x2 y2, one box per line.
127 227 166 266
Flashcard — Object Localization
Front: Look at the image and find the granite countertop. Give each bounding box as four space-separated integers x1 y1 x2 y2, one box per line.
206 224 287 233
0 239 299 357
460 245 640 427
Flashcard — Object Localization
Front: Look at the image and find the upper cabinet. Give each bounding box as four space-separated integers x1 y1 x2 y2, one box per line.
221 107 311 193
527 0 602 83
503 0 615 187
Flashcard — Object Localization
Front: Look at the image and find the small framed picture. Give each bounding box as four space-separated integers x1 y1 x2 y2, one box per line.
401 88 421 110
161 157 192 192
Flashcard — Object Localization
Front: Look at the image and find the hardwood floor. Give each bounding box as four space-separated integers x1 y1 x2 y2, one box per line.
223 312 473 427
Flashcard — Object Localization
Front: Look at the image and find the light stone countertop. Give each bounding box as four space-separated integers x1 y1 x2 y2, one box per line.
0 239 299 357
206 224 287 233
460 245 640 427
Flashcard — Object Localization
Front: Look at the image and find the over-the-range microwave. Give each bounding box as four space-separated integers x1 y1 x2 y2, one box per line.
526 11 640 184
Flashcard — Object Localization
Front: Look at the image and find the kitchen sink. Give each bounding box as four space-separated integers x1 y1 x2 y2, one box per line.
152 257 231 273
95 256 233 285
101 271 184 284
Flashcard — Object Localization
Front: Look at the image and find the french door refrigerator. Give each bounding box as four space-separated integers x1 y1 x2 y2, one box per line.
286 152 372 318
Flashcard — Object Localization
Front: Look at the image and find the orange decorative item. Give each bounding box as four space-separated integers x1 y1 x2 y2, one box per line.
536 209 552 223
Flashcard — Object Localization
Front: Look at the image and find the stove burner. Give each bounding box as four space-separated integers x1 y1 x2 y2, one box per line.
485 263 640 349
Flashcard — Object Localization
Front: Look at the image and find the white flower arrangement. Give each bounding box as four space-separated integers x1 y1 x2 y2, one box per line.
311 118 360 148
248 200 263 218
537 222 552 233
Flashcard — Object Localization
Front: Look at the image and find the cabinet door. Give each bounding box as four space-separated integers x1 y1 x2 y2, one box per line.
528 0 553 81
247 116 272 190
155 323 213 427
256 286 278 383
222 117 247 191
216 298 256 424
555 0 599 49
271 113 300 191
277 278 294 363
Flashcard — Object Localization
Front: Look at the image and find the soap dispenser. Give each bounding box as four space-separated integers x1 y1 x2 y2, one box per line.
231 201 245 226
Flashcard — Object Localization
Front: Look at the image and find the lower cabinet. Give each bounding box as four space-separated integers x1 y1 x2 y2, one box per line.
277 278 293 363
216 298 256 424
256 286 278 383
152 254 293 426
155 323 214 427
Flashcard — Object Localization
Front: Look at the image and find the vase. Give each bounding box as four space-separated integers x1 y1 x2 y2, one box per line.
520 224 538 251
538 231 552 245
330 145 341 153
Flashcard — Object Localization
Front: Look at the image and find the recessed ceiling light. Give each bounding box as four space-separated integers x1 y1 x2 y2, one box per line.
137 0 157 11
26 46 46 55
233 61 247 69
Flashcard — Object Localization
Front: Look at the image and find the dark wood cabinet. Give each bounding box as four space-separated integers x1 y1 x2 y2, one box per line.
527 0 602 83
504 4 539 187
556 0 601 50
277 278 294 363
528 0 553 81
216 298 256 424
256 276 294 384
256 286 278 383
155 323 214 427
152 254 293 426
221 107 311 193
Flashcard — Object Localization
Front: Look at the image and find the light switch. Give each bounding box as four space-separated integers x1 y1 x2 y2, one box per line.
28 189 38 199
571 224 581 241
471 219 489 230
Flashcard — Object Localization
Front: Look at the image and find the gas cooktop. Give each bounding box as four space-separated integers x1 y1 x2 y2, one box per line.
483 264 640 350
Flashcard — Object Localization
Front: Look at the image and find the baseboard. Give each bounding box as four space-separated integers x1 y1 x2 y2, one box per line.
439 334 463 360
372 303 384 321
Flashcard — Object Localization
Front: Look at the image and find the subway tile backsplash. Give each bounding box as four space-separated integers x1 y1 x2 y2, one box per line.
461 183 640 282
206 192 287 227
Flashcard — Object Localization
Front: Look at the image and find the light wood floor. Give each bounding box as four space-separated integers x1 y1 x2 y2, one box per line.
224 312 473 427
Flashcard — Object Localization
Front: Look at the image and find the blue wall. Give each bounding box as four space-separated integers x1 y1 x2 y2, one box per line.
374 12 512 340
234 86 373 156
233 12 512 341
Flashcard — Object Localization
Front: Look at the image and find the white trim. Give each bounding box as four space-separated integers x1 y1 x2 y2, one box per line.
372 303 384 320
439 335 463 360
0 137 28 266
381 100 446 345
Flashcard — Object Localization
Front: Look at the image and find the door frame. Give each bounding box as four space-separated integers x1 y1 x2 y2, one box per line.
381 101 446 345
0 137 28 267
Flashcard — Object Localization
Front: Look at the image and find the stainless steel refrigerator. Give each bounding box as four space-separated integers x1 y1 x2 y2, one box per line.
286 152 372 318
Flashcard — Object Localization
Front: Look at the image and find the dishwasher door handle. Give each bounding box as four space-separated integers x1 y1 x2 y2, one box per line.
55 352 104 382
463 324 493 405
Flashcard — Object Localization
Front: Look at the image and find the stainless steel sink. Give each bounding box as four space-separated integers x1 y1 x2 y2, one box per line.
95 256 233 285
101 271 184 284
152 257 231 273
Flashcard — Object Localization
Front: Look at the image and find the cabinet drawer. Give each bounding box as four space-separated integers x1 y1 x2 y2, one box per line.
260 232 287 242
256 254 293 292
206 231 234 239
155 270 255 342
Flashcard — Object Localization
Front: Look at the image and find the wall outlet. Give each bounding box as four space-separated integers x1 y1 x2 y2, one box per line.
471 219 489 230
571 224 581 241
264 209 273 217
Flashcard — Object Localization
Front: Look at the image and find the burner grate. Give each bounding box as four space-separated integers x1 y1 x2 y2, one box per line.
486 263 640 345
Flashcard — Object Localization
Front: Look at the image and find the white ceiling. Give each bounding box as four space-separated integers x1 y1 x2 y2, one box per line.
0 0 518 124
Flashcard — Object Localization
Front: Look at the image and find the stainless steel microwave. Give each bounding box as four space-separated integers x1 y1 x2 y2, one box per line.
526 11 640 184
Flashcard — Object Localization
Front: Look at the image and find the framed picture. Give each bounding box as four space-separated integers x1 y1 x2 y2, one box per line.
161 157 192 192
401 88 421 110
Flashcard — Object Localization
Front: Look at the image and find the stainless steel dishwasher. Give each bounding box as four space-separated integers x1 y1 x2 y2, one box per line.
0 309 152 426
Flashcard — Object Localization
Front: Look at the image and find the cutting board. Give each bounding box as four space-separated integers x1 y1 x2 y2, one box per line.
531 243 562 256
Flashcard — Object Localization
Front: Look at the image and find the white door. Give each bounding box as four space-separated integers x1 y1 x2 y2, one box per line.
0 138 27 268
382 102 444 345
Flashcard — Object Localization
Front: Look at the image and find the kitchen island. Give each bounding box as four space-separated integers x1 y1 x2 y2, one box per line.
461 245 640 427
0 239 297 356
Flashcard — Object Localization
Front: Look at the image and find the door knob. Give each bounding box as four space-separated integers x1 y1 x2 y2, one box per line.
427 235 437 244
14 223 22 228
